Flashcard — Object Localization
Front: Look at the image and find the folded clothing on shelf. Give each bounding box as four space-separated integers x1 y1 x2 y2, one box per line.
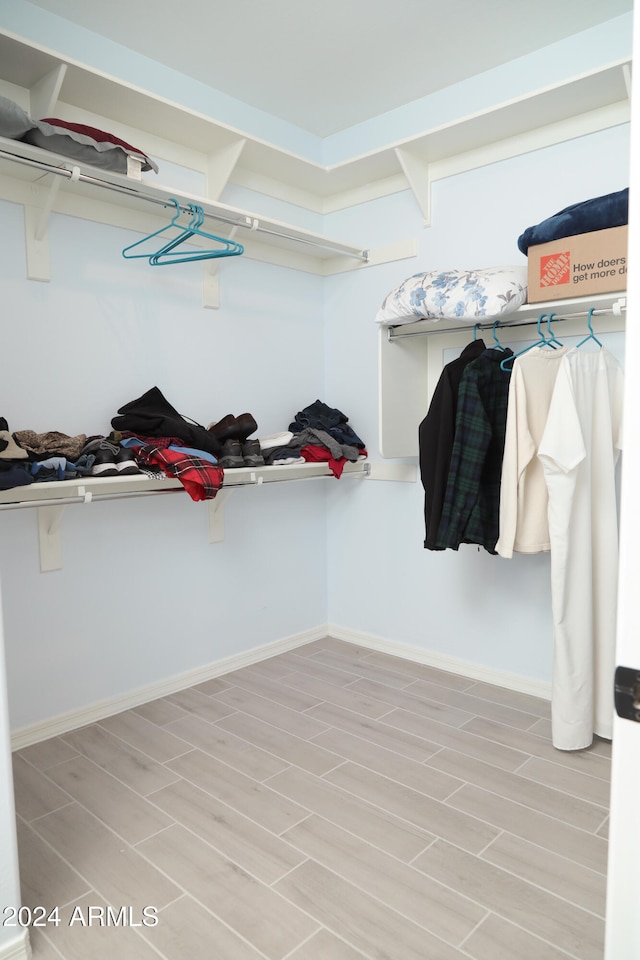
517 188 629 254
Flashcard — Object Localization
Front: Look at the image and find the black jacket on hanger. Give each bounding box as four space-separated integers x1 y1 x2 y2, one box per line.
419 338 486 550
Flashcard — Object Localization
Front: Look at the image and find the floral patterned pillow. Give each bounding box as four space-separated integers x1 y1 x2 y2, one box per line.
375 265 528 325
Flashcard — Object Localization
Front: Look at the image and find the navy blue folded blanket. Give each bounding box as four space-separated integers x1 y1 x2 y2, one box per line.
517 188 628 255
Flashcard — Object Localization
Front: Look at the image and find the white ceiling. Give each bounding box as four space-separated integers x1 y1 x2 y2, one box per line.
26 0 634 136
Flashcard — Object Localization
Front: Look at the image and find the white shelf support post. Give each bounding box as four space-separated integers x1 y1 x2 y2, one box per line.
394 147 432 226
366 462 417 482
37 505 65 572
29 62 67 119
202 261 220 309
24 166 79 281
207 488 233 543
206 138 247 200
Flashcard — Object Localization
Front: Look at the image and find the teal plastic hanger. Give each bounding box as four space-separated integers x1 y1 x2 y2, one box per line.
545 312 563 349
149 203 244 265
492 320 507 351
121 198 244 264
500 312 551 371
122 198 191 260
576 307 603 349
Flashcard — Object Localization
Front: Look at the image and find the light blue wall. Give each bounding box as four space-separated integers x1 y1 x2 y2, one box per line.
0 199 329 730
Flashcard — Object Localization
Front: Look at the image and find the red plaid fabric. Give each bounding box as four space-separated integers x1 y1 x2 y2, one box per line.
134 444 223 501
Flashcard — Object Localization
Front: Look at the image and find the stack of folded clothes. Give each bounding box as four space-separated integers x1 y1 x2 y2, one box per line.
259 400 367 477
0 419 143 490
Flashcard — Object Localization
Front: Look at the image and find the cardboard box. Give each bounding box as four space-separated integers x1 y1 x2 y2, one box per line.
527 225 628 303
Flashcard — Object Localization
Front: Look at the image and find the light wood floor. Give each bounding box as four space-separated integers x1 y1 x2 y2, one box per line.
12 637 610 960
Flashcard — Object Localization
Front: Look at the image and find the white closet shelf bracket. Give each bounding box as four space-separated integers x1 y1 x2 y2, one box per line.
202 261 220 309
24 164 81 281
29 61 67 122
37 504 65 572
394 147 431 225
207 488 233 543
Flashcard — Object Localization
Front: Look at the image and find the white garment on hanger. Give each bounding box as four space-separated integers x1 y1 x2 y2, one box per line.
496 346 569 557
538 346 624 751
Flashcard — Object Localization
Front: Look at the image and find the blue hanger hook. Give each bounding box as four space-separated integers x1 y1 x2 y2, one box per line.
122 198 184 259
576 307 603 349
546 312 562 348
535 312 548 341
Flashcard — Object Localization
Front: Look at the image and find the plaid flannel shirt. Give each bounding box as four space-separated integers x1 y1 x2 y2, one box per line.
134 444 223 501
435 348 512 554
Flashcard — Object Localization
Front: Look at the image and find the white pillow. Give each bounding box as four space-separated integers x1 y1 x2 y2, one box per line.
375 265 528 326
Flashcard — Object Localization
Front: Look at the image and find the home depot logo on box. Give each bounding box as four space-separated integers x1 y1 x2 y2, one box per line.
539 251 571 287
527 226 628 303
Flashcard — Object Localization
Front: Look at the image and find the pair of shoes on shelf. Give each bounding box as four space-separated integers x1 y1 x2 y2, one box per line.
218 438 265 469
207 413 258 443
91 446 140 477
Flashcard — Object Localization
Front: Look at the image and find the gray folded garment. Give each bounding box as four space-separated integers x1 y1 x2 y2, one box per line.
287 427 360 461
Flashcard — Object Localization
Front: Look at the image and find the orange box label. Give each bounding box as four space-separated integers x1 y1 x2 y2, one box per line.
539 251 571 287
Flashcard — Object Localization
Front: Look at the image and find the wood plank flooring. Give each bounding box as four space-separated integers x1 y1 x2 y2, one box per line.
12 637 611 960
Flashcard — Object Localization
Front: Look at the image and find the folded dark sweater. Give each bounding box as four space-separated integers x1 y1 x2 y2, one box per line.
517 188 628 254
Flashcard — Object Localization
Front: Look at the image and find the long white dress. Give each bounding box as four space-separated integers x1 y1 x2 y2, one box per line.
538 346 624 751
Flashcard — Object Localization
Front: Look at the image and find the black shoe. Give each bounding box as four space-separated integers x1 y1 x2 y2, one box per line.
91 447 118 476
207 414 238 443
234 413 258 441
208 413 258 443
242 439 264 467
115 447 140 475
218 439 244 468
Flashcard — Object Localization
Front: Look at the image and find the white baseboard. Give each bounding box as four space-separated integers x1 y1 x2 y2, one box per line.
10 626 328 750
11 622 551 750
327 624 552 701
0 931 31 960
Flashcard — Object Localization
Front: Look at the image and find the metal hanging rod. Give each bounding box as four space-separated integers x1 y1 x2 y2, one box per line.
0 148 370 263
0 465 370 512
386 299 627 341
0 487 185 511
